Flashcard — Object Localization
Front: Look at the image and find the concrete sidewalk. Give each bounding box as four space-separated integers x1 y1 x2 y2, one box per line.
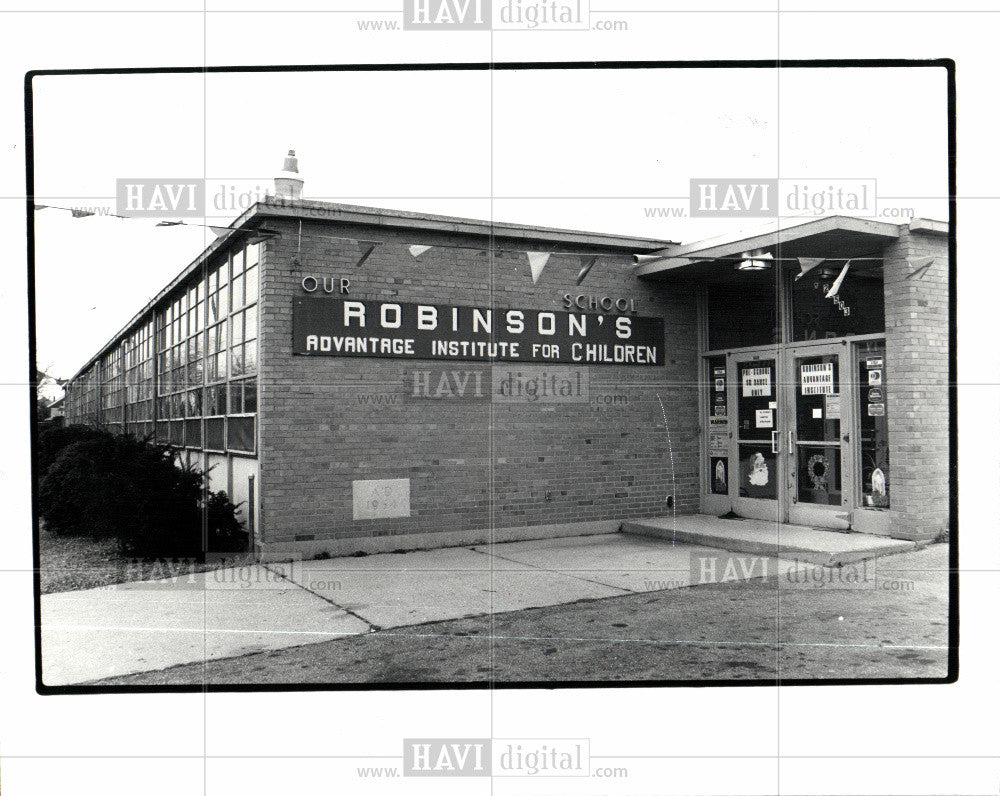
40 527 910 685
40 565 369 686
623 515 916 566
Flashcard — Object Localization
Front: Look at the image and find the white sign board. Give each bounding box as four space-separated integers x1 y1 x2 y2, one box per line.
353 478 411 520
742 367 772 397
801 362 834 395
755 409 774 429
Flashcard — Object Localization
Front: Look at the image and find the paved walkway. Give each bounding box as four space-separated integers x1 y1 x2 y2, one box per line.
40 525 913 685
623 515 915 566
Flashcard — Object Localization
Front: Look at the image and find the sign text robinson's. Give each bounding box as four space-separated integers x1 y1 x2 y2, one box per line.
292 297 664 365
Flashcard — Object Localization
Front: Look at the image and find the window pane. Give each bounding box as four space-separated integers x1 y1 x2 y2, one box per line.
706 355 728 494
232 248 245 275
707 277 778 350
244 305 257 340
791 260 885 342
228 380 243 414
232 274 245 309
243 377 257 413
205 417 225 450
185 418 202 447
857 341 890 507
231 344 244 377
227 416 254 452
246 242 259 267
244 340 257 374
232 311 244 344
245 267 258 305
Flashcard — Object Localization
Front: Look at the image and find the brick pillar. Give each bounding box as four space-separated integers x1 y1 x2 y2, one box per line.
882 224 950 542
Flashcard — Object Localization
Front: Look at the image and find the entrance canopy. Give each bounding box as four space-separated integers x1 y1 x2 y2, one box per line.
635 216 900 282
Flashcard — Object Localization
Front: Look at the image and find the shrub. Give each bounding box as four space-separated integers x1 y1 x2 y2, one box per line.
39 427 248 559
35 424 114 479
205 490 249 552
39 433 204 558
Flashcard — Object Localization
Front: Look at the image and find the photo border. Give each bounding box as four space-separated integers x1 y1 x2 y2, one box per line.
25 58 958 695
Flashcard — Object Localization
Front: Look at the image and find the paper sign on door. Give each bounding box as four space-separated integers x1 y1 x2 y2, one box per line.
755 409 774 428
742 367 771 397
801 362 834 395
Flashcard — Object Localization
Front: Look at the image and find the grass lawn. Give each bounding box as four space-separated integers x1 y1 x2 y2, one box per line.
90 545 950 685
38 525 253 595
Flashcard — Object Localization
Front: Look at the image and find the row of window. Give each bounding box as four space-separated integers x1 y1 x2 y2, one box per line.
155 377 257 420
122 416 256 454
64 242 260 456
157 245 259 398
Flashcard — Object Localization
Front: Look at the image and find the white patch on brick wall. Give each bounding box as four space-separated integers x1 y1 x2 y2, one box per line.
353 478 411 520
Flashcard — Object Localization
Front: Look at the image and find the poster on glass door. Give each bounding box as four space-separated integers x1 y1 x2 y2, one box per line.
741 366 771 397
801 362 834 395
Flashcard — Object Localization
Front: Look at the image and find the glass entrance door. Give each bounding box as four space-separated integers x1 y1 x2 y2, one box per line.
731 353 782 522
785 344 853 529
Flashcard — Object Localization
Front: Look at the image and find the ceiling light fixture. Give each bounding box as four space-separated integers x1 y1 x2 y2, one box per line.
736 250 774 271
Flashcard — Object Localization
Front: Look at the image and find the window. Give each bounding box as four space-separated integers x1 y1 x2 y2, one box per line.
857 340 889 508
124 319 154 436
100 344 125 429
146 243 259 453
791 260 885 342
705 355 728 495
706 277 778 351
227 416 255 453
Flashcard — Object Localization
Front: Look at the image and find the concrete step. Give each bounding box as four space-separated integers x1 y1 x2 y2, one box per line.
622 514 915 567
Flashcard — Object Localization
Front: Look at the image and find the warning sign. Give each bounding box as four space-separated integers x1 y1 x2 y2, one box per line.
801 362 834 395
742 367 772 397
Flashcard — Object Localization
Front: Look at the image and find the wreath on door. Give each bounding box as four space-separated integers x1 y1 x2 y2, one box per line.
806 454 829 491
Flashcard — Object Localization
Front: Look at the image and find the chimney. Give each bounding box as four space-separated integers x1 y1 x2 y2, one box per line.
274 149 304 201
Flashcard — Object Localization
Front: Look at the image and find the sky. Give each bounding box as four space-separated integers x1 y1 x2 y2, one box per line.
30 66 949 378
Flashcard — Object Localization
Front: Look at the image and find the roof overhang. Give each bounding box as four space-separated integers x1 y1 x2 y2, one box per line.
635 216 901 280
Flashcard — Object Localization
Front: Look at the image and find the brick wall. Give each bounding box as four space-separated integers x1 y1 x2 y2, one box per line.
257 217 699 550
882 226 951 541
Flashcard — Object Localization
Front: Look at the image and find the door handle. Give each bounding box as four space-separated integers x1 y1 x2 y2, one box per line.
770 431 779 454
788 430 794 454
